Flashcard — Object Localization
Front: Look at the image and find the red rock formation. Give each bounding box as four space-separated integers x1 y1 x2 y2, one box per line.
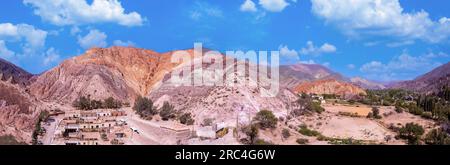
294 79 366 99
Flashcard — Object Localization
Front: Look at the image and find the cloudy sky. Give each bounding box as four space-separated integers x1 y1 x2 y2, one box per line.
0 0 449 81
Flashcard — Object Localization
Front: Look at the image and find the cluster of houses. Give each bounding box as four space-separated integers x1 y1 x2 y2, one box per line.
54 109 128 145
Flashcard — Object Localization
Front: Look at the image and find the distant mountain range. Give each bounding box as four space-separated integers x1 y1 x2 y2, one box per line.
0 46 448 142
390 62 450 94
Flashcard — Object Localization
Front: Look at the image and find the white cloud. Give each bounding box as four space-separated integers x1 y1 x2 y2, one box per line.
241 0 258 12
299 41 337 55
190 1 223 21
0 23 48 56
386 40 415 48
43 47 60 66
77 29 108 49
259 0 290 12
360 51 448 81
311 0 450 43
347 64 356 69
23 0 145 27
113 40 135 47
363 41 381 47
0 40 15 60
70 26 81 36
241 0 296 13
278 45 299 62
300 60 316 64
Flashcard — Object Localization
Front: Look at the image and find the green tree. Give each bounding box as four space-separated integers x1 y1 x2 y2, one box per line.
254 110 278 129
104 97 122 109
73 96 92 110
159 101 175 121
367 107 382 119
424 129 450 145
399 123 425 145
243 124 259 145
133 96 157 118
91 100 103 109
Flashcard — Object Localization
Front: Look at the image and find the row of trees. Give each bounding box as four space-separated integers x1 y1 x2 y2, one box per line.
72 96 123 110
361 87 450 121
396 122 450 145
132 96 194 125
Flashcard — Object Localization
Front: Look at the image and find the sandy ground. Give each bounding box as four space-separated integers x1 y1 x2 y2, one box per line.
317 115 395 142
324 104 372 116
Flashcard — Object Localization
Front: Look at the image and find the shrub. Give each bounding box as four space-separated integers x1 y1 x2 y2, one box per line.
424 129 450 145
254 110 278 129
395 106 404 113
203 118 214 126
133 96 157 118
298 125 321 137
399 123 425 145
179 113 195 125
254 139 273 145
421 112 433 119
296 138 309 144
308 102 325 114
367 107 382 119
159 102 175 121
282 129 291 139
242 124 259 145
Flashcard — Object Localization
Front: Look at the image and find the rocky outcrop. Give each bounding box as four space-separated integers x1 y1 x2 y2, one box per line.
294 79 366 99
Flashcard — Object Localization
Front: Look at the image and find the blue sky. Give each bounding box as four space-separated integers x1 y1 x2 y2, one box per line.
0 0 449 82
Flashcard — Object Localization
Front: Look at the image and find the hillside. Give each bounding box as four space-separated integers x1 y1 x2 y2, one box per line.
279 63 344 88
392 62 450 94
294 79 367 99
29 47 178 104
0 59 41 143
350 77 386 90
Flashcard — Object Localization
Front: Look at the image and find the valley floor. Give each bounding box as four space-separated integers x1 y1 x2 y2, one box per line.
39 101 438 145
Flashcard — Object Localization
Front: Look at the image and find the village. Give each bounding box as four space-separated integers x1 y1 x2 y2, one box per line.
38 106 238 145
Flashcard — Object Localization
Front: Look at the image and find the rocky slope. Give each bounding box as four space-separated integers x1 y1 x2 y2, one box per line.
279 63 344 88
294 79 367 99
0 58 33 87
391 62 450 94
149 52 298 126
30 47 178 104
0 59 40 143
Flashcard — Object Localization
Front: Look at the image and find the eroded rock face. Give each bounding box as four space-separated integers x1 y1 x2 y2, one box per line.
0 59 39 143
149 54 299 126
294 79 367 99
30 46 177 104
0 81 39 143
